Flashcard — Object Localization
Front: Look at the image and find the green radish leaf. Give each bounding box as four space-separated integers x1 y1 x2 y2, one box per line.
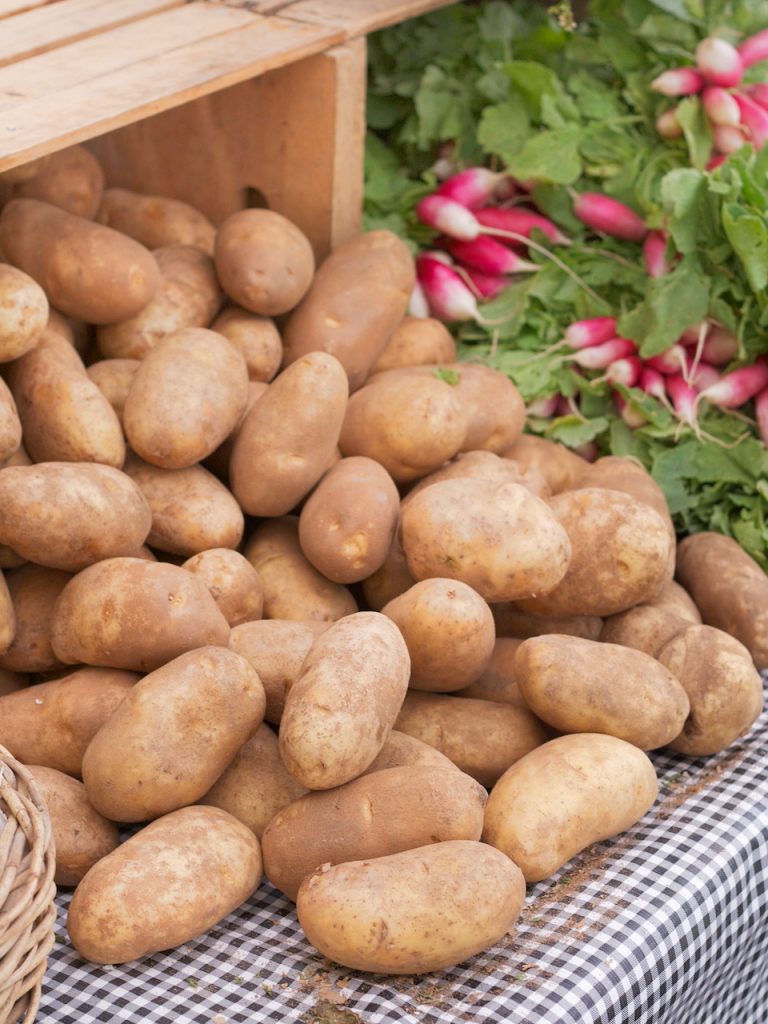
675 96 713 171
477 100 531 163
722 203 768 293
505 124 584 184
618 256 710 355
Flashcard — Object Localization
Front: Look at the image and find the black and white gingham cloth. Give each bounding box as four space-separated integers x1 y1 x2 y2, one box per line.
39 676 768 1024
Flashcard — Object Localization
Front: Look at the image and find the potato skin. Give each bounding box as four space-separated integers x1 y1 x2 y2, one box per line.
298 457 399 583
402 450 551 508
599 604 692 658
515 488 673 618
502 434 588 494
16 145 105 220
515 635 690 750
27 765 118 887
657 624 764 755
382 578 495 692
0 463 152 572
86 358 139 421
361 729 462 775
82 646 265 822
0 667 138 777
0 572 14 655
262 765 487 900
67 805 262 964
279 612 410 789
482 733 659 882
676 531 768 669
98 187 216 254
492 605 602 641
644 579 701 624
370 315 456 373
400 479 572 603
123 326 249 469
296 840 526 975
456 637 526 707
51 558 231 672
359 529 416 612
0 198 159 324
437 363 526 453
395 692 551 787
0 565 71 672
182 548 263 627
212 305 282 382
0 379 21 465
0 264 48 362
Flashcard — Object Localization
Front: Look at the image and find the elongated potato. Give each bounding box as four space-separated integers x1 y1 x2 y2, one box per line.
51 558 231 672
86 358 139 421
676 531 768 669
0 378 21 465
279 612 410 789
230 351 349 516
124 326 249 469
0 263 48 362
28 765 118 886
455 637 526 707
359 528 416 611
263 765 487 900
0 463 151 572
382 578 495 692
0 667 138 777
98 187 216 254
203 379 268 480
502 433 588 494
0 565 71 672
361 729 462 775
0 668 27 696
0 198 159 323
0 572 14 654
212 305 282 382
82 646 265 821
298 456 400 583
16 145 105 219
244 517 357 623
297 840 526 975
516 635 690 750
395 691 551 786
483 733 659 882
400 478 571 603
599 604 692 657
68 805 262 964
492 604 602 641
371 315 456 373
402 450 551 508
282 230 415 391
182 548 263 627
644 579 701 623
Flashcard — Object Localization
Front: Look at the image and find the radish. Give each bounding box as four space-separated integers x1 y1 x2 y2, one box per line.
689 362 721 392
526 395 559 418
475 206 570 245
437 168 505 209
614 392 648 429
656 107 683 139
695 37 744 88
712 123 748 154
687 324 739 366
738 28 768 69
408 281 430 319
702 86 741 126
416 195 481 241
568 337 637 370
443 235 538 275
643 231 670 277
563 316 618 350
666 374 699 428
463 267 510 299
733 92 768 148
650 67 704 96
747 83 768 110
640 366 669 403
645 344 689 375
599 354 643 387
755 387 768 446
696 358 768 409
571 192 647 242
706 153 728 170
572 440 599 462
416 252 481 322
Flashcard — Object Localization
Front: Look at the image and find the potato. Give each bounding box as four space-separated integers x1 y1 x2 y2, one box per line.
0 571 14 654
97 245 222 360
67 805 262 964
338 374 467 483
212 305 282 382
0 668 27 696
8 331 125 466
200 722 307 837
229 619 328 724
400 478 572 603
82 646 265 821
279 612 410 789
230 351 348 516
86 358 139 421
296 840 526 975
0 565 71 672
502 433 588 494
382 578 495 692
515 488 673 618
676 531 768 669
644 578 701 624
483 734 659 882
395 691 551 787
298 457 399 583
455 637 526 707
360 527 416 612
516 635 690 750
492 604 602 641
0 263 48 362
0 463 152 572
181 549 263 627
263 765 487 900
123 326 249 469
599 604 692 657
0 156 51 186
203 379 269 481
0 378 21 465
0 198 159 324
98 187 216 254
657 624 764 755
361 729 462 775
402 449 551 508
16 145 104 220
123 454 244 556
371 315 456 373
244 517 357 623
51 557 231 672
0 667 137 777
282 230 415 391
27 765 118 886
426 362 527 453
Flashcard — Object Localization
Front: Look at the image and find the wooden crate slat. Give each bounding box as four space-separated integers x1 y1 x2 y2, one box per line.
0 14 344 171
278 0 459 37
0 0 188 68
0 0 50 19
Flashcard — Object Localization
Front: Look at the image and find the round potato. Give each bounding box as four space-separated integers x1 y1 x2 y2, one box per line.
68 805 262 964
382 578 495 692
599 604 692 658
297 840 526 975
483 733 659 882
123 326 249 469
502 433 588 494
370 315 456 373
98 187 216 253
402 449 551 508
212 305 282 382
359 528 416 612
86 358 140 422
0 263 48 362
0 571 14 655
455 637 526 707
400 478 572 603
279 612 410 789
16 145 105 220
0 378 21 466
182 548 263 627
0 564 71 672
282 230 415 391
644 579 701 624
50 557 231 672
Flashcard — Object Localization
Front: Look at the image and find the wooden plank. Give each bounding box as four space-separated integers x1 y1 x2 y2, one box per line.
279 0 459 37
0 0 52 19
0 0 186 68
0 14 344 172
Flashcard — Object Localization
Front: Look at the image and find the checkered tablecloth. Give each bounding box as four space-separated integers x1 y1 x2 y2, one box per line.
38 676 768 1024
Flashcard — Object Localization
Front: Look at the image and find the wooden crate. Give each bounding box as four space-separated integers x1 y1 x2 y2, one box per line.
0 0 457 257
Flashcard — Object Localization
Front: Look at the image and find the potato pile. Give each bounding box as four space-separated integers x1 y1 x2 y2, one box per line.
0 146 765 976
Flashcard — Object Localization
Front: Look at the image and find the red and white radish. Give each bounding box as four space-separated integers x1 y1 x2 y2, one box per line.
695 37 744 89
571 192 647 242
650 67 704 96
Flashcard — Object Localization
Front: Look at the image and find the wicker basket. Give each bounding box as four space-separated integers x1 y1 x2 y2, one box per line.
0 749 57 1024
